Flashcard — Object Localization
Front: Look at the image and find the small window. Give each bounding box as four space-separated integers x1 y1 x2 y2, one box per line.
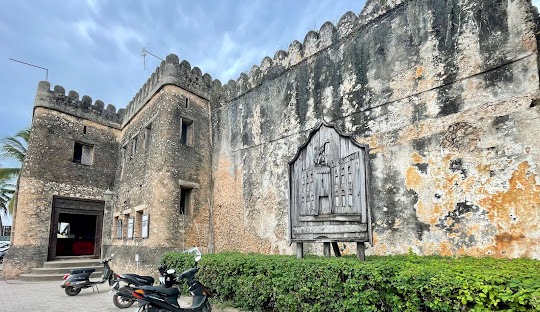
179 187 192 214
135 211 143 238
122 214 130 238
180 118 193 146
141 214 149 239
121 143 127 178
127 217 134 239
73 142 94 165
144 123 152 150
131 135 138 158
122 143 128 159
115 217 122 239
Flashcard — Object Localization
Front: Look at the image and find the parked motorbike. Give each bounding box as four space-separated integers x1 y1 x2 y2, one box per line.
61 254 115 296
129 248 212 312
111 264 177 309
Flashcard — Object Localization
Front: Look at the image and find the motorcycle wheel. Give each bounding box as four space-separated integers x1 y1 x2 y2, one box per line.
64 286 81 296
113 287 135 309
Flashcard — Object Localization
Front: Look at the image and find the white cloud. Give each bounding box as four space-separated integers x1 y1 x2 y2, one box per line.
106 24 145 53
86 0 102 14
75 19 98 44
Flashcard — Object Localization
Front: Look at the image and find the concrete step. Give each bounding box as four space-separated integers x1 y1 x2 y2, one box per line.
19 258 105 282
30 266 103 275
20 270 103 282
43 258 101 268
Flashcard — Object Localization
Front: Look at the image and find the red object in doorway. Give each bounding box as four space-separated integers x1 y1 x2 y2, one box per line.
72 241 94 255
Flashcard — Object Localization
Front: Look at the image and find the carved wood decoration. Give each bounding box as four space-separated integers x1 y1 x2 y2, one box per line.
288 122 372 259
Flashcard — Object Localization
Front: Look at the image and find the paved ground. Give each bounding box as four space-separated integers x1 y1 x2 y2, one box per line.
0 263 238 312
0 278 128 312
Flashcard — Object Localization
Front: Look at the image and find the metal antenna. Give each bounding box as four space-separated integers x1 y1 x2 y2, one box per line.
141 48 164 71
9 58 48 81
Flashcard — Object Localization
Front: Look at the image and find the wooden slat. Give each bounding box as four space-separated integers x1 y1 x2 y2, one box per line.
292 224 368 234
298 215 361 222
81 145 93 165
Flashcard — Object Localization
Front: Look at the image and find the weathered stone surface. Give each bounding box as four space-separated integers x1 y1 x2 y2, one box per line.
211 0 540 258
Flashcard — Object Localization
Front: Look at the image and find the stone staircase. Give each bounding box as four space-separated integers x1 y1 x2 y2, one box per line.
19 258 104 282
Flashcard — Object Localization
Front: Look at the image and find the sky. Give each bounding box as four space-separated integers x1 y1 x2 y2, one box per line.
0 0 368 225
1 0 539 226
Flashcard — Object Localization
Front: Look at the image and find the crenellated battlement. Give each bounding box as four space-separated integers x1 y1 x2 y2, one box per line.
34 81 123 129
218 0 406 103
122 54 221 127
33 0 407 128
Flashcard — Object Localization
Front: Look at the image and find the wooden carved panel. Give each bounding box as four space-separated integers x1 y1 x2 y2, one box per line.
288 122 372 244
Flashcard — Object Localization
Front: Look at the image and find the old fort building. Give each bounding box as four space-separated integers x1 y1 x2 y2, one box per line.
4 0 540 277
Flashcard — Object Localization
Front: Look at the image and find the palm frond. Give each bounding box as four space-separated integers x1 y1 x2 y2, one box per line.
7 192 16 214
0 176 15 216
16 128 31 142
0 138 26 163
0 167 20 180
0 127 30 164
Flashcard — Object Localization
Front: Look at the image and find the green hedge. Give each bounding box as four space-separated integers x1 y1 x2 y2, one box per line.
161 252 540 311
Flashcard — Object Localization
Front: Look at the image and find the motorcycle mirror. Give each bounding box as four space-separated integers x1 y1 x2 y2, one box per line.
195 255 202 262
166 269 175 274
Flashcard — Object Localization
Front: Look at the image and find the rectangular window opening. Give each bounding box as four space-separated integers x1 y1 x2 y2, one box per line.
121 143 128 178
122 215 129 238
115 217 122 239
73 142 94 165
131 135 138 158
141 214 149 239
180 118 193 146
135 211 143 238
179 187 192 215
127 217 134 239
144 123 152 150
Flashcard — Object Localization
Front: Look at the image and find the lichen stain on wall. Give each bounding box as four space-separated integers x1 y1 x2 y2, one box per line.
212 157 272 253
402 148 540 258
478 162 540 258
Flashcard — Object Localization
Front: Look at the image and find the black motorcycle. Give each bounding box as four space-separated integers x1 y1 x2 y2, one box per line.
129 248 212 312
111 264 177 309
61 254 115 296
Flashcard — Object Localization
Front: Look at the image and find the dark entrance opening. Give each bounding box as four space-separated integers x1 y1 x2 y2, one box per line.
49 197 104 260
56 213 97 257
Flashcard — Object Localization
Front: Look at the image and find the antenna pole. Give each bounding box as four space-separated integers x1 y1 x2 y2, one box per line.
141 48 164 71
9 58 48 81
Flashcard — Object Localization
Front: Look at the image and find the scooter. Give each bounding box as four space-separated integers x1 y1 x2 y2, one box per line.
111 264 177 309
61 254 115 296
130 248 212 312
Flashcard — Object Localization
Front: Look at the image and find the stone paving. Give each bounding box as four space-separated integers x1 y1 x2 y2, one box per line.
0 278 126 312
0 264 239 312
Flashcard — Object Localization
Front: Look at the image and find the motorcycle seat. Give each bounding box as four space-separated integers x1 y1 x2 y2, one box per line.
140 285 180 297
69 268 96 274
123 274 154 285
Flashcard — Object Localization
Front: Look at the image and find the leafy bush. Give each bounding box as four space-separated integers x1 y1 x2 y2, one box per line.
162 252 540 311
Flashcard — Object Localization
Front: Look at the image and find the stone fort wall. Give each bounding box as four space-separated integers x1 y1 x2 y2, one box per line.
211 0 540 258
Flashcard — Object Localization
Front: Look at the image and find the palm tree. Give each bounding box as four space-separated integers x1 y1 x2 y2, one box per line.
0 177 15 235
0 128 30 235
0 128 30 180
